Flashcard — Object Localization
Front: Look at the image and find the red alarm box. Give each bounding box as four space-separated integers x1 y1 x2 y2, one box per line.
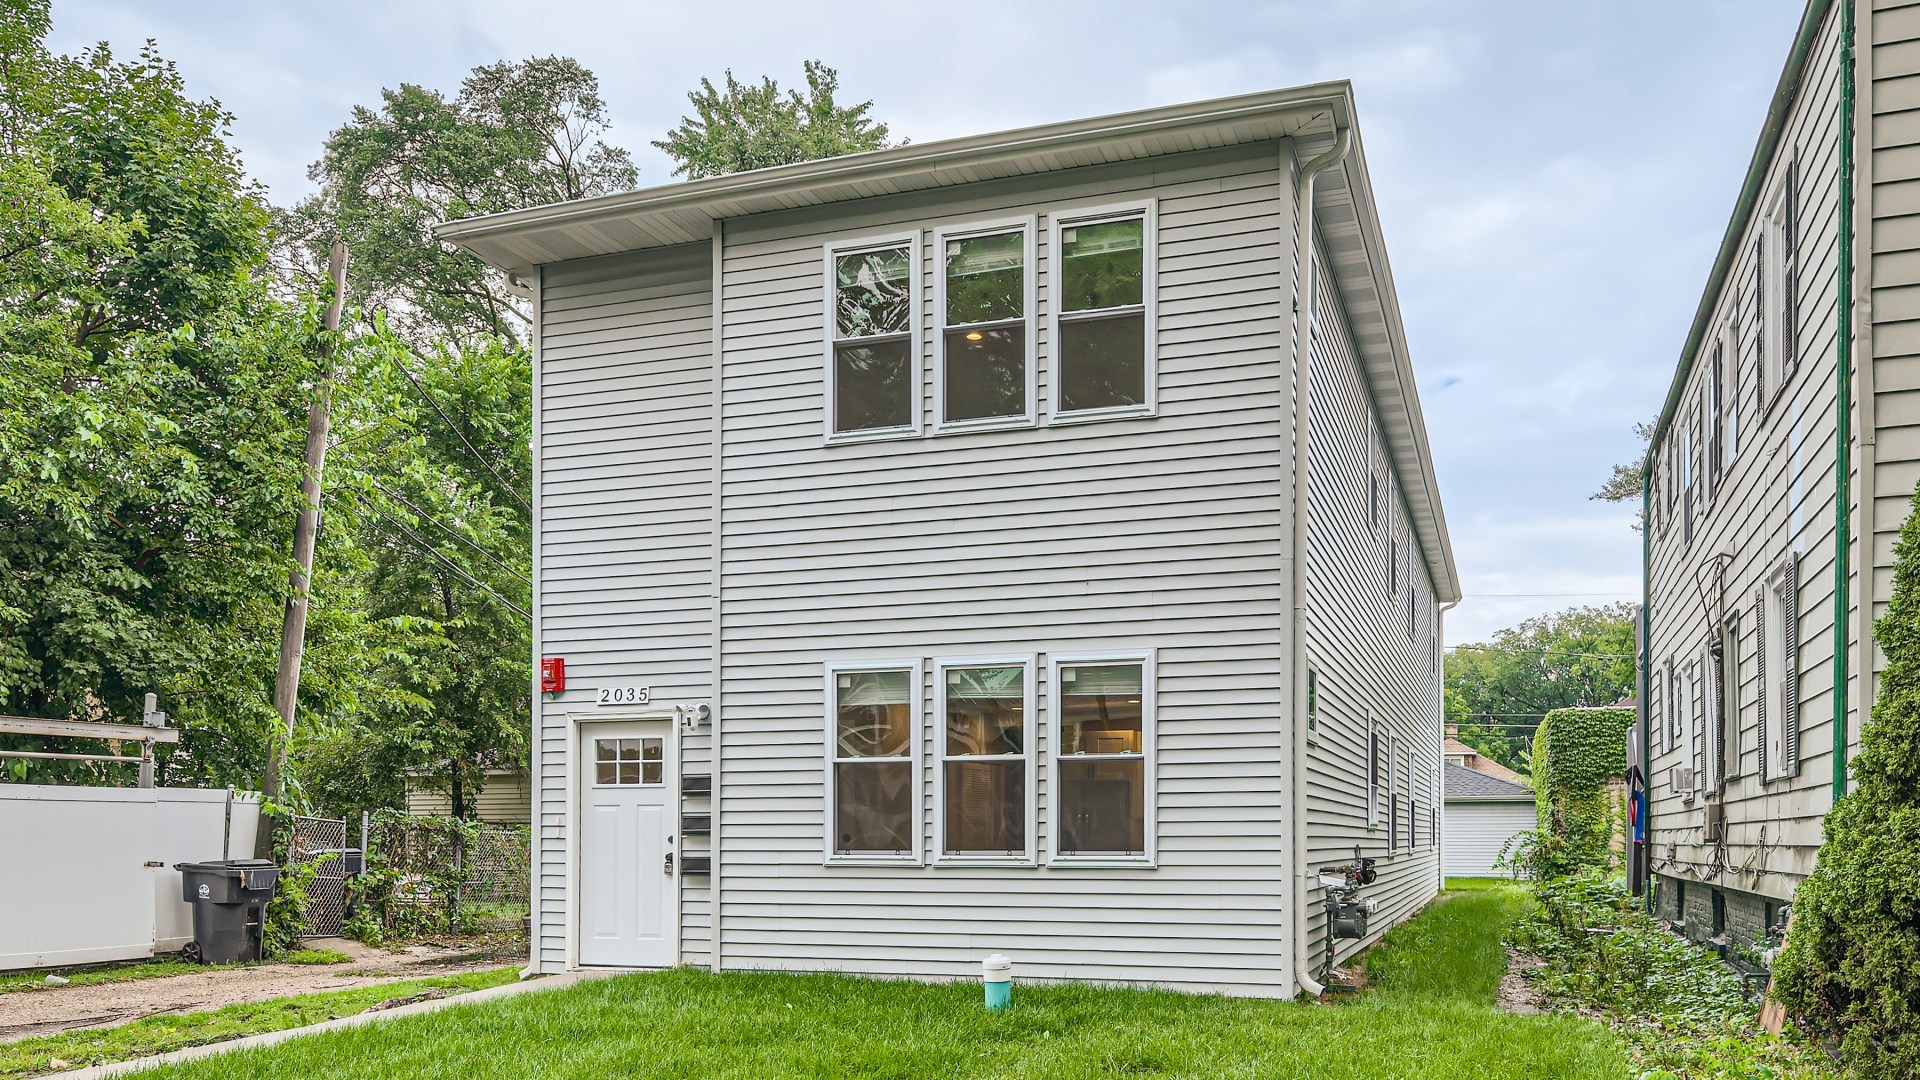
540 657 566 694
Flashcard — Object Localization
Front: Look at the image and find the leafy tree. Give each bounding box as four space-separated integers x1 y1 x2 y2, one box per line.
279 56 637 347
0 6 315 782
655 60 892 179
1593 419 1654 532
1774 485 1920 1078
1444 604 1638 774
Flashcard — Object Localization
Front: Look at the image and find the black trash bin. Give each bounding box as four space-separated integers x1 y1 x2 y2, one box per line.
175 859 280 964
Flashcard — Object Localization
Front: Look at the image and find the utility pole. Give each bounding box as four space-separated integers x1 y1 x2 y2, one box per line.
258 236 348 854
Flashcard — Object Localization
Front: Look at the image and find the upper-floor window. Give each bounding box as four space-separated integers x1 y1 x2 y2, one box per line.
1052 205 1154 419
1760 164 1797 406
826 237 918 439
936 220 1034 428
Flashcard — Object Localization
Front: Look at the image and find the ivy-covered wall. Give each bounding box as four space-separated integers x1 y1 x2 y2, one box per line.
1531 706 1635 876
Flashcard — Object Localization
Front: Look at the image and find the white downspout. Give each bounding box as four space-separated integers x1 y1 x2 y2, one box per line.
1436 597 1461 894
1289 124 1351 999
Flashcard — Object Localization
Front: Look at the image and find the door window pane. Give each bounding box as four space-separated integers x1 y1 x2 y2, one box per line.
943 326 1026 422
594 737 660 786
834 338 912 433
835 760 913 854
641 737 664 785
1058 312 1145 413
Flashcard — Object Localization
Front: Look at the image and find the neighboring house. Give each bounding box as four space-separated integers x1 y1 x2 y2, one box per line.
440 83 1459 998
1443 725 1529 786
403 769 532 825
1441 763 1534 878
1642 0 1920 946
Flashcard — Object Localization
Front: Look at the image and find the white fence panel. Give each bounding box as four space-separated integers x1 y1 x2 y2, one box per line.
0 785 259 971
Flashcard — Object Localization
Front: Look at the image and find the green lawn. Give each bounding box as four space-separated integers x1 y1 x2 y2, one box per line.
121 884 1628 1080
0 959 207 995
0 968 516 1079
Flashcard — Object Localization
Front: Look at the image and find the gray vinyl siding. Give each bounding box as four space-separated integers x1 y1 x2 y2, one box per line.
535 243 715 971
404 773 532 825
1870 0 1920 725
713 144 1299 996
1303 243 1443 965
1443 801 1535 878
1646 3 1844 899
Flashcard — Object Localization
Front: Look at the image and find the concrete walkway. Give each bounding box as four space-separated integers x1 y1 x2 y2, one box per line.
59 970 607 1077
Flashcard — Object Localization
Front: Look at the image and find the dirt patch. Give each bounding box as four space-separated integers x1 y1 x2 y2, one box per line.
1496 948 1549 1014
0 939 516 1043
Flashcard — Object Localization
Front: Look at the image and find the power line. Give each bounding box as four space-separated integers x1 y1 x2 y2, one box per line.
390 345 533 517
1446 645 1636 660
360 497 532 621
1466 592 1638 598
369 480 532 588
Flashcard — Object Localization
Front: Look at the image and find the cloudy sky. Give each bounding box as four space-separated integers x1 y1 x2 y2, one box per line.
49 0 1810 642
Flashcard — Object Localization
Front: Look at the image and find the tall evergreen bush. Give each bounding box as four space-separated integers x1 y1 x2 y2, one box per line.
1773 486 1920 1078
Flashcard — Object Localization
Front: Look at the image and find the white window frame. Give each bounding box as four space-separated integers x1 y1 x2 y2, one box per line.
932 216 1037 434
822 231 922 444
933 655 1037 865
1761 177 1791 407
1721 316 1740 464
1046 652 1157 867
1683 659 1701 801
1387 731 1402 851
823 659 924 866
1046 199 1158 425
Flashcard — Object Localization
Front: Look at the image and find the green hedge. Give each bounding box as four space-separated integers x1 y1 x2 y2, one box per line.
1773 485 1920 1078
1526 706 1634 878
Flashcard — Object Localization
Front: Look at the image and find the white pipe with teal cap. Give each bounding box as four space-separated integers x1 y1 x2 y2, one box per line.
982 954 1013 1010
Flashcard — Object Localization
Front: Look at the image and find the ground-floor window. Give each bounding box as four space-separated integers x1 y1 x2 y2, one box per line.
1051 656 1153 862
827 663 920 861
938 660 1033 860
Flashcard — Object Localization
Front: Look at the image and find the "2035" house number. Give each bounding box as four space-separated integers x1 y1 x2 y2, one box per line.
595 686 652 707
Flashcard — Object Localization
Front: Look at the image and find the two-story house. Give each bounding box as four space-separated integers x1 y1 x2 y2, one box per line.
1642 0 1920 946
440 83 1458 998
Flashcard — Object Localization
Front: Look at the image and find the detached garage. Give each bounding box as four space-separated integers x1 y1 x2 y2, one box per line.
1443 763 1534 877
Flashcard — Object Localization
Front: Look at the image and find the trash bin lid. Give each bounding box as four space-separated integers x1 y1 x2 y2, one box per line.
174 859 279 874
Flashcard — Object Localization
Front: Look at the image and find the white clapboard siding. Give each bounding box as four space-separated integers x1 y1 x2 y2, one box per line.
403 773 532 825
1646 4 1843 900
712 144 1297 997
1303 240 1443 965
1442 801 1534 878
536 243 714 971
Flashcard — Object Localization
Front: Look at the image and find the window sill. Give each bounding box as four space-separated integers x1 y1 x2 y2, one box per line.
933 854 1036 868
825 426 920 447
825 855 922 867
1048 404 1154 427
1047 856 1154 870
933 415 1037 437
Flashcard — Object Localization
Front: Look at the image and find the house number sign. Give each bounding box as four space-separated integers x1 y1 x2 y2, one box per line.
595 686 652 707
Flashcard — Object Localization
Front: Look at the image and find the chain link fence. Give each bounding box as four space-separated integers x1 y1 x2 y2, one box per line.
367 815 530 935
289 814 349 938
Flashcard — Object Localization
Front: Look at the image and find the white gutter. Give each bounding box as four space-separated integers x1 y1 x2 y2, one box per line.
1289 125 1351 1000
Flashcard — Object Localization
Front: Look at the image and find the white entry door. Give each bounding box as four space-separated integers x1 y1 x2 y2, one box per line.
579 720 675 967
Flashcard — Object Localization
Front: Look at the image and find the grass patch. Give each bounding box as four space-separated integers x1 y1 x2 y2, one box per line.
277 949 351 966
0 958 205 995
1365 885 1523 1002
0 967 515 1078
135 885 1628 1080
1443 876 1518 892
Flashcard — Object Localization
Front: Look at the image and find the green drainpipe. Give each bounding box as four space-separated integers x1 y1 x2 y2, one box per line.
1641 468 1653 913
1834 0 1855 803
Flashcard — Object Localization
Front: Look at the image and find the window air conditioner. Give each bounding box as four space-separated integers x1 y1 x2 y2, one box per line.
1673 764 1696 799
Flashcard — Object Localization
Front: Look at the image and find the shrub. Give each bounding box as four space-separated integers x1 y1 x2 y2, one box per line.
1772 484 1920 1078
